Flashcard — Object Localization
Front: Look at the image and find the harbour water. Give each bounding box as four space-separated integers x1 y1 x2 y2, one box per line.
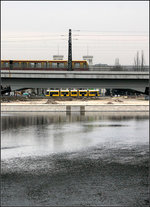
1 112 149 206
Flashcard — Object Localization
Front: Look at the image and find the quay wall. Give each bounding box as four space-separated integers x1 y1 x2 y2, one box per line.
1 104 149 112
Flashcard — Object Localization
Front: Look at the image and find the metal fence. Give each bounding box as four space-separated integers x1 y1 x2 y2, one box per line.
89 65 149 72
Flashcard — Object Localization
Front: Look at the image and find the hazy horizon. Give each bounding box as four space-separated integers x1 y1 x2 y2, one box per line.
1 1 149 65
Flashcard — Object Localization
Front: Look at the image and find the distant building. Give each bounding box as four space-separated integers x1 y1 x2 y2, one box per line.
83 56 93 65
94 63 108 67
53 55 64 60
115 58 120 66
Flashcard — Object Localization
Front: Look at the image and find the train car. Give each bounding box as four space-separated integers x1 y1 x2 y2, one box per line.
1 60 9 69
78 90 88 96
1 60 88 71
72 60 88 70
88 90 100 96
70 90 78 96
60 90 70 96
46 90 60 96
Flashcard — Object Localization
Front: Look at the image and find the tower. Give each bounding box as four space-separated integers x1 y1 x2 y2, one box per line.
83 56 93 65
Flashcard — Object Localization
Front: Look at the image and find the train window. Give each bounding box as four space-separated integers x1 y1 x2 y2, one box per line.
83 63 87 68
64 62 67 68
28 63 31 68
36 63 42 68
2 62 5 68
47 62 50 68
21 62 27 68
1 62 8 68
59 63 64 68
28 62 35 68
74 63 80 68
42 62 47 68
52 63 57 68
13 62 19 68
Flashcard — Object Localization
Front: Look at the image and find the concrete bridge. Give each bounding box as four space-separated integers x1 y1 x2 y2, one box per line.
1 70 149 93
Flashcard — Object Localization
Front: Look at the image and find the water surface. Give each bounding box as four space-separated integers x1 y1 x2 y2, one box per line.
1 112 149 206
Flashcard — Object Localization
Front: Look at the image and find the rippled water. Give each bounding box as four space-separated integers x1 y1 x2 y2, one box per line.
1 112 149 206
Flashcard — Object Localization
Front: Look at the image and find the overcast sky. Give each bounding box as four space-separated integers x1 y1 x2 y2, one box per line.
1 1 149 65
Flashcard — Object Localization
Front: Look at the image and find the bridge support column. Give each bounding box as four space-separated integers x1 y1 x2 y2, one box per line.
37 88 40 95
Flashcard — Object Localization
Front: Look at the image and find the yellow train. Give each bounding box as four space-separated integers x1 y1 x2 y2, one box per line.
46 89 100 97
1 60 88 71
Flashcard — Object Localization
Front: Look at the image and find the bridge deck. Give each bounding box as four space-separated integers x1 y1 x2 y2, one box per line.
1 70 149 93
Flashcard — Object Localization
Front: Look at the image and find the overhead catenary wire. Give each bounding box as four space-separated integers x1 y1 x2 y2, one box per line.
2 30 149 64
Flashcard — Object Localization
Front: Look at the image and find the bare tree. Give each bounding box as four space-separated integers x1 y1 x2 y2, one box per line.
134 57 137 67
134 51 140 70
136 51 140 68
141 50 145 69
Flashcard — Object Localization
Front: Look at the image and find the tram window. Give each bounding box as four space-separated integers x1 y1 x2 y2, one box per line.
50 92 59 95
74 63 80 68
72 92 77 94
90 92 97 95
14 62 19 68
61 92 69 95
79 91 87 95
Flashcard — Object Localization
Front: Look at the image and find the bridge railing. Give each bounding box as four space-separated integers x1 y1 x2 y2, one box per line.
89 65 149 72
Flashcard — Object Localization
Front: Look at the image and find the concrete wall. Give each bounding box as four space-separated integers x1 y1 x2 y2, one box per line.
1 104 149 112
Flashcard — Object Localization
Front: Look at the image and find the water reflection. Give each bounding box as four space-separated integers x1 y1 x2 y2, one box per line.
1 112 149 131
1 112 149 160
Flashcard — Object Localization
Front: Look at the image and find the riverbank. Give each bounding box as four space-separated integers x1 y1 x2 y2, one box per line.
1 97 149 112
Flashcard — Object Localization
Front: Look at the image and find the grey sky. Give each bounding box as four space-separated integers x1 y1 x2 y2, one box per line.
1 1 149 65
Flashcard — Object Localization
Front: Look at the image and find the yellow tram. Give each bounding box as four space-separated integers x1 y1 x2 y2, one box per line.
45 89 100 97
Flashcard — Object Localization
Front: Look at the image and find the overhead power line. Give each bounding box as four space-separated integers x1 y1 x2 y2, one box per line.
74 29 148 33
